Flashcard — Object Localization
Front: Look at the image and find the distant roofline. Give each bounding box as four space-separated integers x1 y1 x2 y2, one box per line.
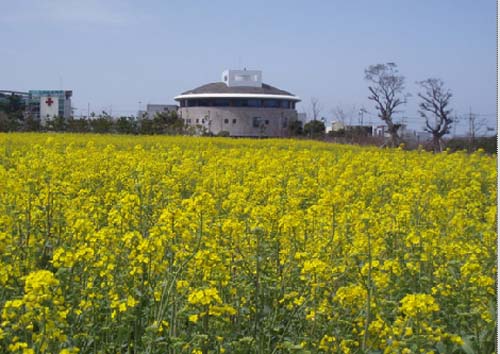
146 103 178 107
0 90 29 96
174 93 301 102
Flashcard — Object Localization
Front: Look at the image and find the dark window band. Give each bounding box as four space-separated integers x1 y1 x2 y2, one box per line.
180 98 295 109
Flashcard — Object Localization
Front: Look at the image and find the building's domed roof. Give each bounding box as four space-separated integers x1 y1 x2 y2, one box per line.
175 69 300 102
181 82 295 96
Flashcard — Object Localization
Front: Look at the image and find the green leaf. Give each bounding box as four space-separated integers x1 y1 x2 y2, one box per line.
435 342 445 353
461 337 476 354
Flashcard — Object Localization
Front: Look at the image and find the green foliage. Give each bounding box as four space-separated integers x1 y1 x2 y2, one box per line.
22 114 42 132
328 126 372 138
288 120 303 136
0 94 24 113
138 111 185 135
67 118 91 133
46 116 67 132
115 116 138 135
328 128 346 138
216 130 230 137
139 117 154 134
89 114 114 133
303 120 325 137
153 111 185 135
0 94 25 131
446 136 497 154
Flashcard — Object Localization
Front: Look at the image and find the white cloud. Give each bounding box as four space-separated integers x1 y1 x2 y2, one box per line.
0 0 137 25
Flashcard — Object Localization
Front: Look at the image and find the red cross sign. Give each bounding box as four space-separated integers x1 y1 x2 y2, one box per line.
45 97 54 106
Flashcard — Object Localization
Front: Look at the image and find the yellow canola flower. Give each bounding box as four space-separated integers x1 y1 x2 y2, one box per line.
24 270 59 293
399 293 440 317
127 295 138 308
0 134 495 353
187 288 222 306
59 349 80 354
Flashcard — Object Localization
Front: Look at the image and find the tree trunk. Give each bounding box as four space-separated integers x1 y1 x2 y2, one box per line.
432 135 443 153
386 121 401 147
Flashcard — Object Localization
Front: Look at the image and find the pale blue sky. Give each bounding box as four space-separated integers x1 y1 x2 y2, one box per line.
1 0 496 133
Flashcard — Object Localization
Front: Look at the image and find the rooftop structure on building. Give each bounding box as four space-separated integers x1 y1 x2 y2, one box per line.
174 69 301 137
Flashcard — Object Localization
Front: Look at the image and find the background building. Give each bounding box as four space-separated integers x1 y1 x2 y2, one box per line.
331 121 374 136
26 90 73 122
175 69 301 137
0 90 29 102
137 104 178 119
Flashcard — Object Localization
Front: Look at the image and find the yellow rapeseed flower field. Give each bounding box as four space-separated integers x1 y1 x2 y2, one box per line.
0 133 496 353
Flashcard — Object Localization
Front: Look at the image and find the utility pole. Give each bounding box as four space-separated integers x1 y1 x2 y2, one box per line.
468 107 476 148
452 115 458 137
358 108 367 125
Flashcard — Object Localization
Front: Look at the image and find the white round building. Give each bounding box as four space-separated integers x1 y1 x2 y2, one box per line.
175 69 301 137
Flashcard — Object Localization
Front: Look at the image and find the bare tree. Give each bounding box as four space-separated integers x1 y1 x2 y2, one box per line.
310 97 322 121
332 106 347 124
364 63 408 147
332 105 356 124
467 112 490 142
417 78 453 152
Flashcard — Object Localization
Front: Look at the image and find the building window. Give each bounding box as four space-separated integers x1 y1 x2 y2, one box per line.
186 119 191 124
253 117 262 128
263 99 280 108
235 74 251 81
265 120 269 125
214 99 230 106
232 119 236 124
232 99 248 107
181 98 296 109
201 119 205 124
224 119 229 124
196 119 199 124
248 99 261 107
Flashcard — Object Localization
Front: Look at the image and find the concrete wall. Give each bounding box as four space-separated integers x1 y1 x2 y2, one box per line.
63 98 72 118
40 96 59 121
178 106 298 137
